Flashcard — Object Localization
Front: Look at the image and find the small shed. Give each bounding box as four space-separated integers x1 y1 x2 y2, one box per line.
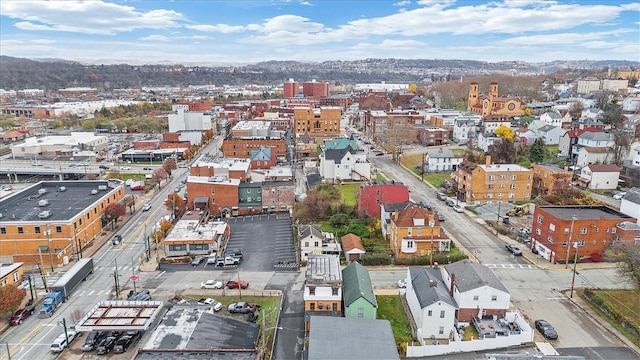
341 233 365 262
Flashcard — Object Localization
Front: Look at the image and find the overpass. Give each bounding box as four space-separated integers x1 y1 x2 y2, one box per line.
0 160 104 182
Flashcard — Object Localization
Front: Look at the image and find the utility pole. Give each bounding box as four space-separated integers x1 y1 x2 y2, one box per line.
36 261 48 292
570 242 579 298
495 202 502 235
565 215 576 269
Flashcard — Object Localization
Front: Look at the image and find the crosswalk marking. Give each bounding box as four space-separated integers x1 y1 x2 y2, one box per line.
484 264 536 269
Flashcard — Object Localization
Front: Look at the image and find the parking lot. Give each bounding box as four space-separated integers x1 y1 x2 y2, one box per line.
224 214 298 272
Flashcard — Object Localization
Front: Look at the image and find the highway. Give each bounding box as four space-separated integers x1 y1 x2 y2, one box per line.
0 137 224 360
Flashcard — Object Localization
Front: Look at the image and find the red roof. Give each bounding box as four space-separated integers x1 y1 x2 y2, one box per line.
586 164 620 172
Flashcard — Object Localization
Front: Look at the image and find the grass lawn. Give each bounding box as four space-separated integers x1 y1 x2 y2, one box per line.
336 183 361 207
376 295 413 353
580 289 640 347
423 172 450 188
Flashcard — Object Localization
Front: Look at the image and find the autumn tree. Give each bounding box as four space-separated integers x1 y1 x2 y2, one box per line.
606 242 640 291
494 125 515 141
529 138 545 163
163 158 177 176
164 193 185 219
104 203 126 230
123 194 136 214
488 139 515 164
611 130 632 166
152 167 168 187
0 284 26 317
183 148 192 160
568 100 584 121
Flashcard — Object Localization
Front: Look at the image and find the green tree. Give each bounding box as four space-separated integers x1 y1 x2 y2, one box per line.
0 284 26 317
599 100 623 129
606 242 640 291
529 138 545 163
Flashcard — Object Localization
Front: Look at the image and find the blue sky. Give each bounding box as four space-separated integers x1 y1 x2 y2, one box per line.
0 0 639 65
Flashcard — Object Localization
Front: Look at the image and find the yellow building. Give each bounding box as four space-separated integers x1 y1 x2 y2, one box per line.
389 204 450 259
0 262 24 288
531 163 572 196
467 82 525 117
0 180 126 270
294 107 342 140
618 71 640 80
453 156 533 205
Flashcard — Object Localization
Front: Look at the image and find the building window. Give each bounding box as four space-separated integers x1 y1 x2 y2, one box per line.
18 227 23 234
304 242 309 247
510 184 516 189
577 240 585 246
358 307 364 318
580 227 587 235
0 227 5 235
549 223 555 232
488 175 495 181
13 272 19 282
317 303 324 310
564 227 570 235
309 287 315 295
168 244 187 251
537 215 543 224
491 295 498 301
332 303 337 312
310 303 315 311
427 310 432 316
611 227 616 234
440 310 445 318
473 295 479 301
189 244 209 251
34 226 41 234
488 184 494 190
332 287 339 296
511 175 517 180
56 226 62 233
211 189 215 194
547 236 553 244
439 326 445 335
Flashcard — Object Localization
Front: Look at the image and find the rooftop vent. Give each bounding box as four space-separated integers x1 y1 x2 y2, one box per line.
38 211 51 219
38 189 47 195
90 189 98 195
38 199 49 207
98 185 107 191
58 187 67 192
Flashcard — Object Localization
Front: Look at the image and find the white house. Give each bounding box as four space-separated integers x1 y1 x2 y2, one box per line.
319 146 370 182
539 112 563 127
440 260 510 324
623 94 640 112
452 119 476 144
579 164 620 190
406 267 457 341
619 187 640 220
576 146 614 167
298 224 340 261
572 131 611 159
582 108 603 120
477 132 500 152
424 148 463 173
536 125 565 145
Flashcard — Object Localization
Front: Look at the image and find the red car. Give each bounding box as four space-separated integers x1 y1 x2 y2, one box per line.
10 307 34 326
225 280 249 289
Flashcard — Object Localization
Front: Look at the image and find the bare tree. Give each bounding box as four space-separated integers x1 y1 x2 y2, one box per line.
611 131 632 166
606 242 640 291
569 100 584 121
488 139 516 164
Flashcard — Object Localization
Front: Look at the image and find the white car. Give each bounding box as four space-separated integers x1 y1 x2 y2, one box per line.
398 279 407 288
198 298 223 312
200 280 223 289
142 203 152 211
452 204 464 213
613 191 627 200
120 166 131 170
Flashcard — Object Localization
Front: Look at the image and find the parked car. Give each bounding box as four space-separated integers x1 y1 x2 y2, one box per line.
191 256 205 266
227 249 243 260
197 298 223 311
200 280 223 289
452 204 464 213
50 330 77 353
535 319 558 340
95 336 117 355
445 198 455 207
437 192 447 201
111 235 122 245
10 307 34 325
228 301 259 313
613 191 627 200
398 279 407 288
436 211 445 222
82 331 105 352
505 244 523 256
113 335 133 354
143 167 153 170
142 203 152 211
225 280 249 289
119 166 131 170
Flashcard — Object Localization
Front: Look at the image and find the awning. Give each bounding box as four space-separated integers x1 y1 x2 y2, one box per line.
38 245 49 251
578 177 591 183
193 196 208 204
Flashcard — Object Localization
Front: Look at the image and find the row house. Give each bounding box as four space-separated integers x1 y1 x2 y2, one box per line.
298 224 341 261
539 111 569 128
621 114 640 138
536 125 566 145
189 155 251 181
304 254 342 315
294 133 319 160
319 145 370 182
357 181 410 218
558 127 605 159
530 206 638 264
249 147 277 169
381 201 413 239
572 131 612 162
578 164 620 190
318 94 352 111
389 204 450 259
576 146 614 167
621 142 640 187
342 262 377 319
476 132 500 152
452 157 533 205
531 164 572 196
452 118 476 144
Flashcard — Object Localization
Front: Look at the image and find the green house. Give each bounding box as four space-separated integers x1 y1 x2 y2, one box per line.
342 262 377 319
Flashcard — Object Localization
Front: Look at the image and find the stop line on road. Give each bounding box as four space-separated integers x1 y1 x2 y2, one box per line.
485 263 537 269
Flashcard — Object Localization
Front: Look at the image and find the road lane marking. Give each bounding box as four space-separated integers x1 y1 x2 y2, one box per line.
0 323 44 360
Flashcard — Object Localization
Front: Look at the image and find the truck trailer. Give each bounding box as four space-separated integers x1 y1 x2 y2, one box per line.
50 257 94 301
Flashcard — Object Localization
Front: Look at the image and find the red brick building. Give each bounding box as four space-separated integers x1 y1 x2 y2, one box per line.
531 205 638 264
189 157 250 181
283 80 300 98
294 107 341 139
222 138 286 160
303 81 329 98
358 181 410 218
133 140 159 150
186 176 240 217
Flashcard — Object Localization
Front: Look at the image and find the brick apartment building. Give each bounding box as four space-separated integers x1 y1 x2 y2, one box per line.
294 107 342 139
302 81 329 98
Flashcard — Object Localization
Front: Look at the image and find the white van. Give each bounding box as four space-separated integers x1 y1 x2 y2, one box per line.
50 330 77 353
206 252 218 264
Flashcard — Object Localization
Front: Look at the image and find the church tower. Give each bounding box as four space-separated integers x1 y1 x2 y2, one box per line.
489 82 499 100
467 82 479 112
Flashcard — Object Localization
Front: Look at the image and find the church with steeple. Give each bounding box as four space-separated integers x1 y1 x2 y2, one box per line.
467 82 525 117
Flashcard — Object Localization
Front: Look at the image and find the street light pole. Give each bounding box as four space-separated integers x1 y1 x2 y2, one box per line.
46 224 54 272
565 215 576 269
570 242 579 298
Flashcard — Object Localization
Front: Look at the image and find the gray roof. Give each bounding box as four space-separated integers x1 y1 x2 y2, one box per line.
426 148 456 159
382 201 414 212
0 180 122 222
299 224 323 240
409 267 456 308
134 350 259 360
307 316 399 360
578 131 609 141
543 112 562 119
538 124 558 132
444 259 509 293
622 187 640 204
323 146 355 164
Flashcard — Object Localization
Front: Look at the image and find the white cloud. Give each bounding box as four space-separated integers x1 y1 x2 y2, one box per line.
394 1 411 6
2 1 185 35
502 29 636 46
140 35 171 42
352 39 425 51
185 24 244 34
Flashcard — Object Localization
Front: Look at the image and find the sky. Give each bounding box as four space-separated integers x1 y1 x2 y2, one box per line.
0 0 639 65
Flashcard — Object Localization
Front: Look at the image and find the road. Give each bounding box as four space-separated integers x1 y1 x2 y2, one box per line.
0 138 221 360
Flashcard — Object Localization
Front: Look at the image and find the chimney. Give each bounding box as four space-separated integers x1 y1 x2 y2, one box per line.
449 273 456 296
394 210 399 221
429 280 438 287
485 155 492 166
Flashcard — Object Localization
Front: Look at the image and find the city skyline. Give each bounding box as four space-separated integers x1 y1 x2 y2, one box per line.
0 0 639 65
